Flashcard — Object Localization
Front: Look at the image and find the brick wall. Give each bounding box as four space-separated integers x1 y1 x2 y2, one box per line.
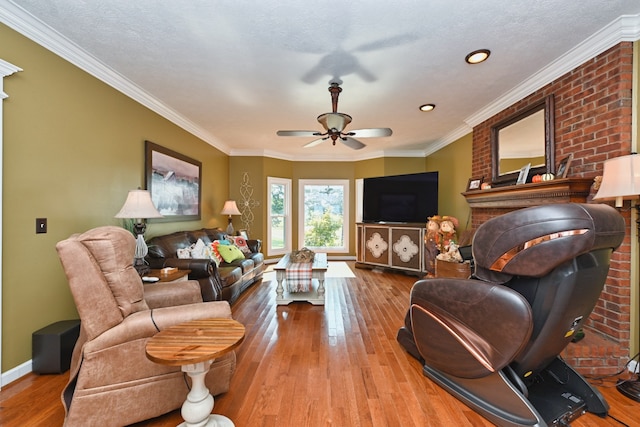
470 42 634 373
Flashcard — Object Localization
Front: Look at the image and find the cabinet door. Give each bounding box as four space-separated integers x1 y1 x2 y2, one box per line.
363 226 390 266
390 227 423 271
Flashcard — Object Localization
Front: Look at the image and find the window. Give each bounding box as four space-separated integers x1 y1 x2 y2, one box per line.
298 179 349 253
267 177 291 256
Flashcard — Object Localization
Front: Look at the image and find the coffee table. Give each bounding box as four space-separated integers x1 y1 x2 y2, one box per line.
274 252 328 305
145 318 245 427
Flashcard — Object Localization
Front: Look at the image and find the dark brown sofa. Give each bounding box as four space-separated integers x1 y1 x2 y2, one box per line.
146 228 264 304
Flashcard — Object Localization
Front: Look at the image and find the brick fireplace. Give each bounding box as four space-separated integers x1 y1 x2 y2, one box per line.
468 42 634 375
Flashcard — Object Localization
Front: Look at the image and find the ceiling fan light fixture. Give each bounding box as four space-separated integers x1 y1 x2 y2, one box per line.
465 49 491 64
317 112 352 132
419 104 436 112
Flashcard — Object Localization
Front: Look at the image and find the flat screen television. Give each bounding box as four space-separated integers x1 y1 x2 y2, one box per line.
362 172 438 223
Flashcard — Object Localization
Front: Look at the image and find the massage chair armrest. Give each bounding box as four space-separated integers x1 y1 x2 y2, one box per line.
83 301 232 353
410 278 533 379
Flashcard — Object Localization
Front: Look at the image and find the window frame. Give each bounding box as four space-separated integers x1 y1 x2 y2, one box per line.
267 176 292 256
298 179 350 253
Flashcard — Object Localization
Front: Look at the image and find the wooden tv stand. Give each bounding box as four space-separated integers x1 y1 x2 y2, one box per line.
355 222 426 276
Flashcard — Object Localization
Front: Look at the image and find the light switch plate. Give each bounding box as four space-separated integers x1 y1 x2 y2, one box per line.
36 218 47 234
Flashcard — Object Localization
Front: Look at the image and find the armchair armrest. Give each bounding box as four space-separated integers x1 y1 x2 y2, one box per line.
144 280 203 309
84 301 232 352
163 258 222 302
163 258 213 278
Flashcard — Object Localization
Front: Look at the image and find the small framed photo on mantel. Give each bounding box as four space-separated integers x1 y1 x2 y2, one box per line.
516 163 531 185
556 153 573 178
466 176 484 191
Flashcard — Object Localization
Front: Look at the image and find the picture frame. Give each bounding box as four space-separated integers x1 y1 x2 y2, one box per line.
145 141 202 222
239 229 249 239
556 153 573 178
466 176 484 191
516 163 531 185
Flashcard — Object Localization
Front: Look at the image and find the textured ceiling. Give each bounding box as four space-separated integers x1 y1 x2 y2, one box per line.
2 1 640 161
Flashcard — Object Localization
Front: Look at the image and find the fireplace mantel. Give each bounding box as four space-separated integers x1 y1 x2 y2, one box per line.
462 178 594 209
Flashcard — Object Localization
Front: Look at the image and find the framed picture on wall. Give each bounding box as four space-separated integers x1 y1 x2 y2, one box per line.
516 163 531 185
145 141 202 222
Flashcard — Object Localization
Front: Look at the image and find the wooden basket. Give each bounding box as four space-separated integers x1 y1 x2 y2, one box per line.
435 259 471 279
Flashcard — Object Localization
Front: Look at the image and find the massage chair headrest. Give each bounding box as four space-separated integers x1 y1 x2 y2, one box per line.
472 203 625 283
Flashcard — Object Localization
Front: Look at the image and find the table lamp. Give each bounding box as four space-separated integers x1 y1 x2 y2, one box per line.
115 189 163 275
593 153 640 401
221 200 241 235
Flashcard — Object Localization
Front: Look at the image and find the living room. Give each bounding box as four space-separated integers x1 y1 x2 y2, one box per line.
1 2 640 425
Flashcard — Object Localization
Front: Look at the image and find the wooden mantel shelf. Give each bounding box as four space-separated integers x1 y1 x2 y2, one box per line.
462 178 595 209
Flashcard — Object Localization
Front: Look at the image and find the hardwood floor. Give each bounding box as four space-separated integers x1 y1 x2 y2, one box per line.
1 262 639 426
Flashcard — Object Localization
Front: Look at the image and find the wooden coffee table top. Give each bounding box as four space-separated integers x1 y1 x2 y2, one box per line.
145 318 245 366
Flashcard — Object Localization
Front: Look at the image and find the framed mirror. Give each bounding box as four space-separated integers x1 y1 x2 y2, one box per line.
491 94 555 185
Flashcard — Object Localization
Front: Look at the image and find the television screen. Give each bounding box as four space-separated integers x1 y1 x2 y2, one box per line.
362 172 438 223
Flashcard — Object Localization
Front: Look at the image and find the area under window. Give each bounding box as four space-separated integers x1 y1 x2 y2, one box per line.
298 179 349 253
267 177 291 256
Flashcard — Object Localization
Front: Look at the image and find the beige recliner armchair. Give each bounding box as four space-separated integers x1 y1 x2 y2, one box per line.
56 226 237 427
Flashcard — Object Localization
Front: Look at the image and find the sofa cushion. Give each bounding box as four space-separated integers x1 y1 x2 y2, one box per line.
224 257 255 275
217 266 242 288
147 231 193 258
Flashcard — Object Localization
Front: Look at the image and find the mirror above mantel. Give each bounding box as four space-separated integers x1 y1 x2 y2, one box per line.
491 94 555 185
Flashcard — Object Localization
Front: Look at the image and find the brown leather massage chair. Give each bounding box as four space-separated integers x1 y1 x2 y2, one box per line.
397 203 625 427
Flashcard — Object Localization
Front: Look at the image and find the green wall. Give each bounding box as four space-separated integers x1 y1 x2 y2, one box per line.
1 24 229 372
232 151 473 261
425 133 473 234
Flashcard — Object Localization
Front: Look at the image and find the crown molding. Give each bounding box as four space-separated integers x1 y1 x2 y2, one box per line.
0 58 22 100
464 14 640 128
0 1 231 154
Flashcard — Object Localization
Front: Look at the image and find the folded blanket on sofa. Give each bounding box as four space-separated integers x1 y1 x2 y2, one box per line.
286 262 313 292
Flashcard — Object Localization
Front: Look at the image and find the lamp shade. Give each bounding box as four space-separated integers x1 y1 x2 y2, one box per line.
594 154 640 207
220 200 241 216
115 189 163 219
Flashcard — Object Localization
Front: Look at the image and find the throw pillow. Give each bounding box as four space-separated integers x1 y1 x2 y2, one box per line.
190 238 209 259
210 241 224 265
230 236 251 254
217 244 246 263
177 248 192 259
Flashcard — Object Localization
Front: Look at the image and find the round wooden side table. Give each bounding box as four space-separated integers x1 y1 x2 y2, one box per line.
146 318 245 427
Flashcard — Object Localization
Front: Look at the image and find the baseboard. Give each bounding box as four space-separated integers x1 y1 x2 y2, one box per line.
1 359 32 388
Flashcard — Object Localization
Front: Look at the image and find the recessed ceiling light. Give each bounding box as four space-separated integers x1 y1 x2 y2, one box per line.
419 104 435 112
465 49 491 64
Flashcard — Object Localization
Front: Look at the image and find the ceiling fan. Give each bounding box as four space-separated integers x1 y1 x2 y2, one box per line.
277 82 392 150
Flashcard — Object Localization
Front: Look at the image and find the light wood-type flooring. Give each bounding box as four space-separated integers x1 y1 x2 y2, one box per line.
1 262 638 426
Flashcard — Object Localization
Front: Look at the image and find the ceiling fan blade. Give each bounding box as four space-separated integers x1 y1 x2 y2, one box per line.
347 128 393 138
341 137 366 150
304 137 327 148
277 130 322 137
